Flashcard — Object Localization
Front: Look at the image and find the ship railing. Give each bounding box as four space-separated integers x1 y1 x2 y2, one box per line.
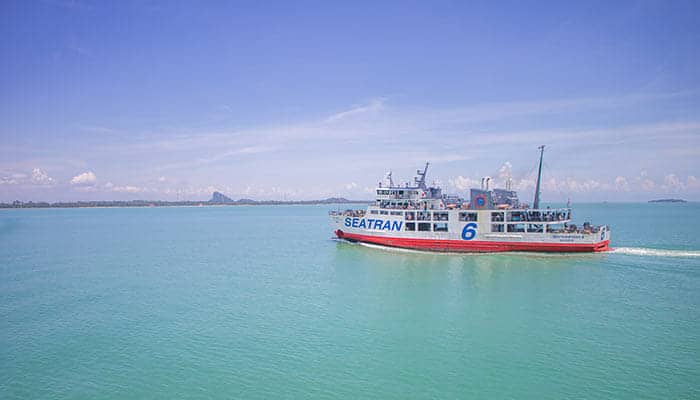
545 223 606 235
329 209 366 218
519 208 572 222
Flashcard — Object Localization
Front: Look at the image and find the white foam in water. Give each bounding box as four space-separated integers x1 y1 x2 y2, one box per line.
612 247 700 258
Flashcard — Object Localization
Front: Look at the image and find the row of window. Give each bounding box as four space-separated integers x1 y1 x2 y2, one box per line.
407 211 478 221
370 210 402 215
376 189 419 196
368 209 479 221
405 222 449 232
491 210 571 222
491 223 545 233
402 222 551 233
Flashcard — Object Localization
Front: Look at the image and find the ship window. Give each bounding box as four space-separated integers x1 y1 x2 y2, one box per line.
546 223 565 233
507 211 526 222
434 212 448 221
417 211 431 221
491 224 504 232
507 223 526 233
380 210 388 215
370 210 378 215
405 212 415 221
491 212 504 222
405 222 416 231
527 211 542 222
418 222 431 231
527 224 543 233
459 212 477 222
433 223 448 232
390 211 403 216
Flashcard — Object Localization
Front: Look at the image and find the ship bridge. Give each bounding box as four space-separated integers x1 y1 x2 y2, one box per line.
373 163 445 210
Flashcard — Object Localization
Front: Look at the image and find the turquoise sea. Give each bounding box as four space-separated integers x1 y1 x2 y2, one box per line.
1 203 699 399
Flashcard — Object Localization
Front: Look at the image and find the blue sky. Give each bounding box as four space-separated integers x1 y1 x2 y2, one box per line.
1 0 699 202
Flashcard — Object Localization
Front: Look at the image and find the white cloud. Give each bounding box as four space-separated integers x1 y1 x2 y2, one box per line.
0 172 26 185
449 176 480 191
632 170 656 191
662 174 684 191
70 171 97 186
614 176 630 192
31 168 55 185
515 178 535 191
641 179 656 191
110 185 143 193
497 161 514 188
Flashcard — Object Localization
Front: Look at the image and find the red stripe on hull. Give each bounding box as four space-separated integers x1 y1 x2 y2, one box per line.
335 230 610 253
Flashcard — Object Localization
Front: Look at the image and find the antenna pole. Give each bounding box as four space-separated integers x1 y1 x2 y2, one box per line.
416 162 429 189
533 145 545 209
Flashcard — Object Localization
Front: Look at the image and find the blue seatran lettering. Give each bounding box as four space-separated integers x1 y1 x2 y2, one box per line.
461 222 477 240
347 218 403 231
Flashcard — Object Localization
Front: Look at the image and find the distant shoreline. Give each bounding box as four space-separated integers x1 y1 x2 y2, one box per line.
0 199 371 209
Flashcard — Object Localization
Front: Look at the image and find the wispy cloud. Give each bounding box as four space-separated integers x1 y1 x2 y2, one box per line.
76 125 117 134
155 145 279 171
326 98 386 122
4 91 700 201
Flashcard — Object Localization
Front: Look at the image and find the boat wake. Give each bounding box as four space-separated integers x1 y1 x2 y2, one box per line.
611 247 700 258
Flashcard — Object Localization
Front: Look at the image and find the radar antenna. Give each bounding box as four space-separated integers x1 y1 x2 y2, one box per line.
414 162 429 189
533 145 545 209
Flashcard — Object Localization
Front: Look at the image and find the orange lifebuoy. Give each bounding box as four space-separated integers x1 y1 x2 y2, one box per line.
474 194 487 209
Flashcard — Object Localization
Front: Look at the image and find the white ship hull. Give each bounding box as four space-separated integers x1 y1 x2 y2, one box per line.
331 208 610 253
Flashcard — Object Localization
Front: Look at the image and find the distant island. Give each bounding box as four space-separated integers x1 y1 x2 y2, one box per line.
0 191 369 209
648 198 687 203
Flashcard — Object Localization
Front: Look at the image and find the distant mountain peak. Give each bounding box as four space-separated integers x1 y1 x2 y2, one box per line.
209 191 234 204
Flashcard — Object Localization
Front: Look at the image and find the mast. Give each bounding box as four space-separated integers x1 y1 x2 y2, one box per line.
533 145 545 209
415 162 429 189
386 171 394 187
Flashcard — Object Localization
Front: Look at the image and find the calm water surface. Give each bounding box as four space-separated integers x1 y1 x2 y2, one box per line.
1 203 699 399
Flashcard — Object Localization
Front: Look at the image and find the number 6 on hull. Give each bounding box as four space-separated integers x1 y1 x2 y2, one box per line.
461 223 477 240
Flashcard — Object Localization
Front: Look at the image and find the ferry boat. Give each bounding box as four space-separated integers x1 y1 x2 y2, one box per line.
330 146 611 253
